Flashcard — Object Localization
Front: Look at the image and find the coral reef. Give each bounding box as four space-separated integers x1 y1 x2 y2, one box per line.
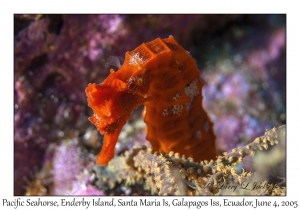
93 125 286 195
14 14 286 195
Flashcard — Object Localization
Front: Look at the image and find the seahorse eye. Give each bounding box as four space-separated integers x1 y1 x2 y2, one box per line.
104 122 118 134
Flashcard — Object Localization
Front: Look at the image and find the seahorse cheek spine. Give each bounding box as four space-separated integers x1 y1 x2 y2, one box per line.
86 36 216 166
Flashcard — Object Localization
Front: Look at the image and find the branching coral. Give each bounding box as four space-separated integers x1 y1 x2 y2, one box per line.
94 125 286 196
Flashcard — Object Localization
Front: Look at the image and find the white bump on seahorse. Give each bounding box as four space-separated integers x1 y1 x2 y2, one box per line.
172 105 183 115
162 108 168 117
203 121 209 131
184 79 200 111
173 91 181 101
129 52 146 65
195 130 202 139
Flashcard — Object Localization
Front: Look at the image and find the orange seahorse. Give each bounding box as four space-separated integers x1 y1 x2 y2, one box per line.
86 36 216 166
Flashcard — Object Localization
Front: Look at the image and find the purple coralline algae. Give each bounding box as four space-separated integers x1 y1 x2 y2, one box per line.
52 139 96 195
202 27 286 153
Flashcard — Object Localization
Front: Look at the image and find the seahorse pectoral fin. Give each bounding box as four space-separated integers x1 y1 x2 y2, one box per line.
96 130 122 166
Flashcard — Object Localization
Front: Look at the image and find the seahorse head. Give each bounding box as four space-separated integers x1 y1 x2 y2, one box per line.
85 82 148 135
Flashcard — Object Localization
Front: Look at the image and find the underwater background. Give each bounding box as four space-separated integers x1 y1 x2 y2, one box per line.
14 14 286 195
